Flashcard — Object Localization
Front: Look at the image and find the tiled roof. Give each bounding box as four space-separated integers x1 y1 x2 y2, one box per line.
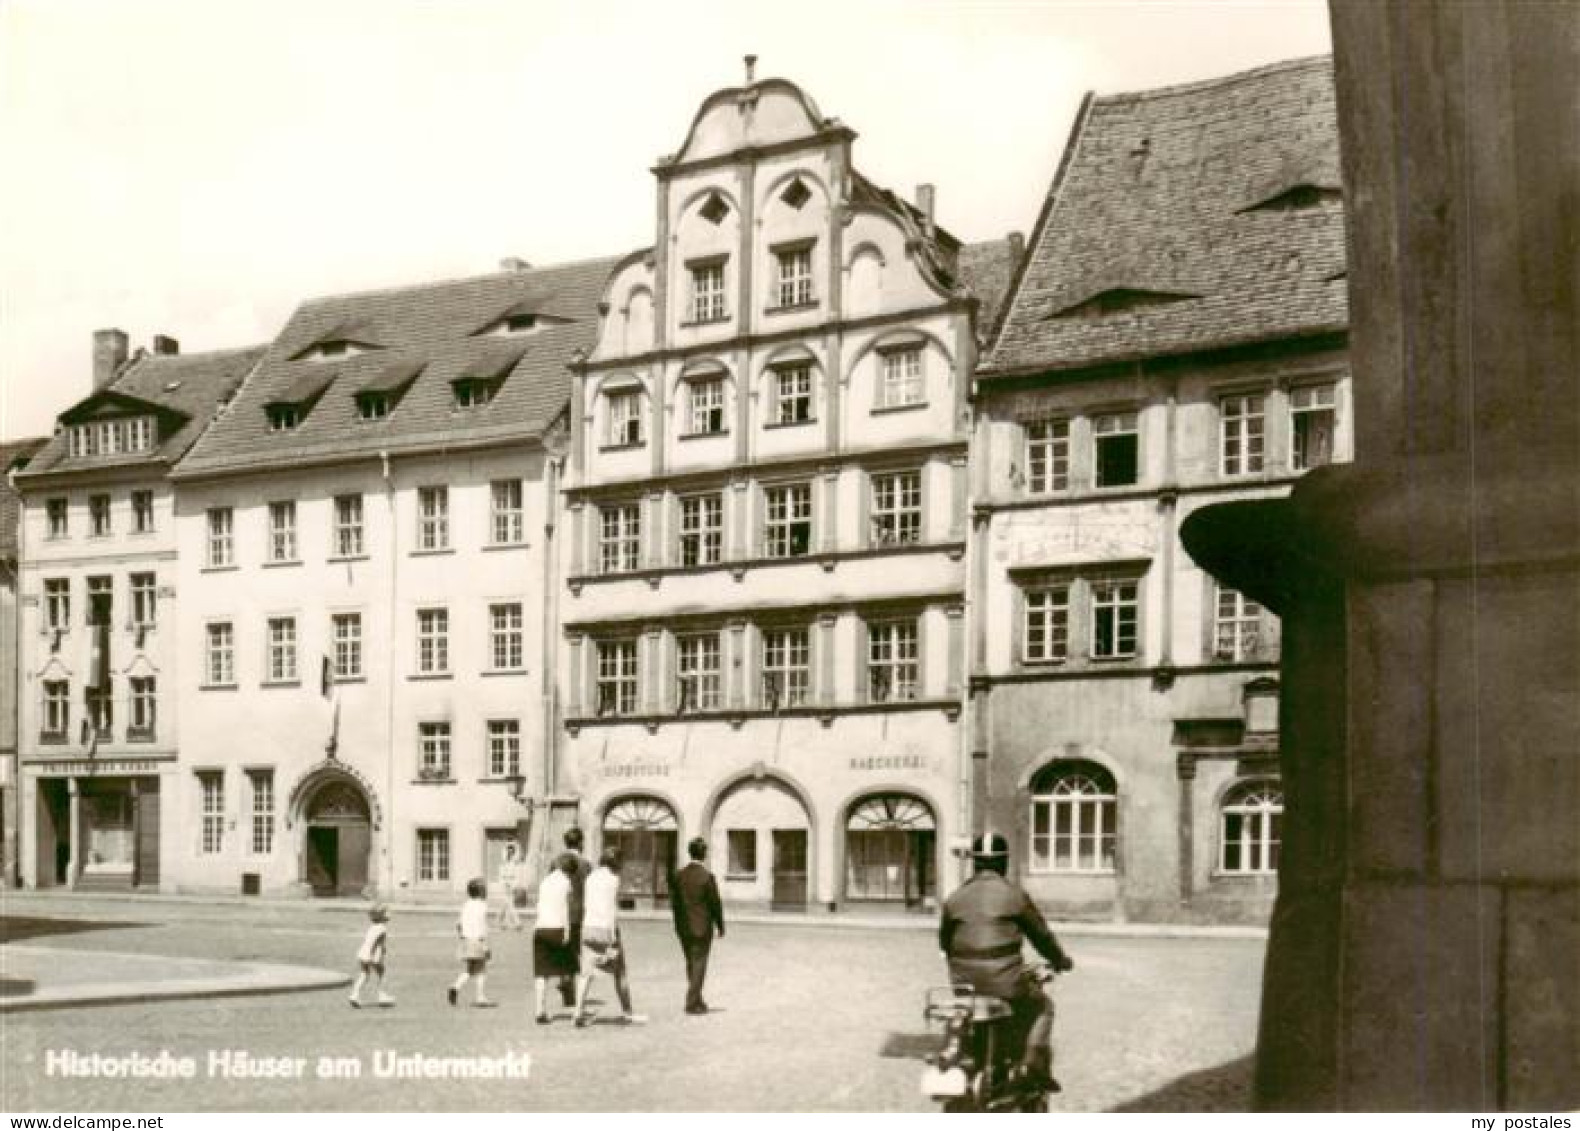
984 55 1346 377
176 255 625 478
0 437 48 557
958 237 1022 344
17 346 266 480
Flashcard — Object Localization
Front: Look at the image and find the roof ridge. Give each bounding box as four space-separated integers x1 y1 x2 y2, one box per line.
292 251 632 311
1093 53 1332 107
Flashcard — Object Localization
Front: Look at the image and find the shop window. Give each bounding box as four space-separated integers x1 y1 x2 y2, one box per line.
726 830 758 878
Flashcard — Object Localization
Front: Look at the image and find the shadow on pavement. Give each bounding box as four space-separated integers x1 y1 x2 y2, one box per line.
878 1031 938 1060
0 916 149 945
1108 1053 1254 1112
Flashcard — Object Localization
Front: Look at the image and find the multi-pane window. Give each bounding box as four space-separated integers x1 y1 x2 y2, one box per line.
676 633 721 712
488 720 521 778
42 680 70 739
878 347 924 409
761 626 810 708
764 483 813 558
206 507 234 567
1093 412 1140 487
198 772 224 855
606 390 644 447
357 391 390 421
690 260 727 322
86 575 112 626
1024 584 1070 663
333 494 364 557
86 682 113 738
1221 780 1283 875
773 364 814 425
267 616 298 682
1291 383 1338 470
332 613 363 679
418 721 452 778
89 494 111 536
44 578 71 632
599 503 642 574
867 619 919 703
870 471 922 546
678 493 723 567
128 676 156 737
127 417 154 452
1220 394 1266 476
687 379 726 435
131 490 154 533
417 486 449 551
267 405 300 432
1026 419 1070 494
453 378 497 409
1091 578 1140 659
206 622 235 685
268 500 298 562
1213 585 1268 662
129 573 157 630
774 243 814 307
249 770 275 855
596 639 638 716
417 829 450 882
1029 763 1117 873
416 608 450 674
489 602 524 671
46 498 68 539
490 479 524 545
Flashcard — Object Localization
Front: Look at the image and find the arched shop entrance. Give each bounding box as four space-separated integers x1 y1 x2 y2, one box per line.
844 793 936 906
712 775 812 909
300 778 372 897
601 795 678 905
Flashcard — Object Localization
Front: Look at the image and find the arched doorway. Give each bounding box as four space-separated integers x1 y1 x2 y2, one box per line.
845 793 936 906
301 778 372 897
602 796 677 905
711 775 811 909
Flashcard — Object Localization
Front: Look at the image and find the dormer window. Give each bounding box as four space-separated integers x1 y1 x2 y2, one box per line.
504 313 536 333
267 405 300 432
357 392 391 421
1047 288 1199 320
453 378 498 409
699 192 730 225
294 336 375 362
319 341 348 358
1240 184 1343 213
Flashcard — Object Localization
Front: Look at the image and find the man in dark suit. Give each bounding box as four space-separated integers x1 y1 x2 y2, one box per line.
669 836 724 1014
558 826 593 1007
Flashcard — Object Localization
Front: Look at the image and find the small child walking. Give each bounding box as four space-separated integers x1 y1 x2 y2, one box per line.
448 878 497 1008
349 904 394 1008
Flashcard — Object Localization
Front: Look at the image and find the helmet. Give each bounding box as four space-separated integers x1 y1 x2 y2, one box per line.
970 832 1010 860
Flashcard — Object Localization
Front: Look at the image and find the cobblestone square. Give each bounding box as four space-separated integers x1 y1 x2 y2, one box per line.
1 897 1262 1112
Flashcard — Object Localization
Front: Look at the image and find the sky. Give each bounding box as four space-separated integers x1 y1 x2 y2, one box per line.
0 0 1331 441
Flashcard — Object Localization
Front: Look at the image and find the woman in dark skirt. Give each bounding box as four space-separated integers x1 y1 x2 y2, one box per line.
532 852 579 1022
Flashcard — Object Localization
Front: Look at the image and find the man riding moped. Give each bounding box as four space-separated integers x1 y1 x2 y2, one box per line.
939 832 1074 1091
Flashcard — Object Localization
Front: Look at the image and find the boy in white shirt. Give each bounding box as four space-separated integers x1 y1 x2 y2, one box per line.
449 878 496 1008
532 854 578 1022
574 846 646 1027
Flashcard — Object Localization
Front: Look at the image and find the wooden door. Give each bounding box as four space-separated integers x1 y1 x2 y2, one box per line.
338 823 370 896
306 826 338 895
135 781 161 888
771 828 808 909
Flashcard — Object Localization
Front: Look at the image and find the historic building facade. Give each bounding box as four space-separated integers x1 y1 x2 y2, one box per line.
557 71 1011 910
2 437 47 885
11 335 263 891
165 259 616 897
970 57 1350 921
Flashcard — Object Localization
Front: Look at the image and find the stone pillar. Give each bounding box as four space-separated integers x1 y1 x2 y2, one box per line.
66 778 79 889
1182 0 1578 1110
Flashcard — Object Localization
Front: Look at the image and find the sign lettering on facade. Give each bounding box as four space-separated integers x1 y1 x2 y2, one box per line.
601 763 671 778
848 754 927 772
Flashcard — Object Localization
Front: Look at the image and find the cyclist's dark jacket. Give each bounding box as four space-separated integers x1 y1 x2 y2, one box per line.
939 870 1069 998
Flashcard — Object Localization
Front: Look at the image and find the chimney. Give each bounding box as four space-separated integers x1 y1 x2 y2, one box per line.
499 257 531 272
152 334 180 356
744 54 757 84
1008 230 1026 263
92 328 129 391
915 184 936 239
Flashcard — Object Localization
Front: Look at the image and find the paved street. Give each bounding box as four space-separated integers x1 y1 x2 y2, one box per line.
1 896 1262 1112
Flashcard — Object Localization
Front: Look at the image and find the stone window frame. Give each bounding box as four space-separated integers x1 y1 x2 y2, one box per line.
1027 759 1119 875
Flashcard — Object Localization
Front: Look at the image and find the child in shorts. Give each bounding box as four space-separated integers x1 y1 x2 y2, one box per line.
349 904 394 1008
449 878 497 1008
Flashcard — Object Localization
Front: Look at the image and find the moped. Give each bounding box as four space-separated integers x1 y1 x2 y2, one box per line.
919 962 1058 1113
